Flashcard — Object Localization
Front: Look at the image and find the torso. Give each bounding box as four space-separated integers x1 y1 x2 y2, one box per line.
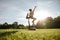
29 11 34 17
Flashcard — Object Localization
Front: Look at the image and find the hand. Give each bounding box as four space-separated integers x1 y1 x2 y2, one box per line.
33 6 37 11
34 6 37 8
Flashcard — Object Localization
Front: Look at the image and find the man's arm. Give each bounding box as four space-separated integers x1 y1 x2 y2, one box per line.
26 13 29 19
33 6 37 12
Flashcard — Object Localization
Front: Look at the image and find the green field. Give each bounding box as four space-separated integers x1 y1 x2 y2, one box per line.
0 29 60 40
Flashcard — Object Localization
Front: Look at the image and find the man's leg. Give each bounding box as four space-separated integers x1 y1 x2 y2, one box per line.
32 17 36 23
31 17 36 26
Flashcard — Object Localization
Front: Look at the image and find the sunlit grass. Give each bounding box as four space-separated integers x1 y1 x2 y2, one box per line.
0 29 60 40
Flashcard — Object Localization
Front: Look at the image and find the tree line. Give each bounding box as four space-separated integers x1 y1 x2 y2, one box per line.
36 16 60 29
0 16 60 29
0 22 25 29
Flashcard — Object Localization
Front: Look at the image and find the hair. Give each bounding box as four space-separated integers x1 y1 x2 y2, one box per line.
29 9 32 11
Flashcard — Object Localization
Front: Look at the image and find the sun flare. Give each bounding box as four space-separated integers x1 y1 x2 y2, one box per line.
34 10 50 20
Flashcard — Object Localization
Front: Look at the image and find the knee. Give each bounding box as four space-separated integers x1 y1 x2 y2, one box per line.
34 18 36 20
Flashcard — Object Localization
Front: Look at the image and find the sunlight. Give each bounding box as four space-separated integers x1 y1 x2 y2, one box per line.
34 10 50 20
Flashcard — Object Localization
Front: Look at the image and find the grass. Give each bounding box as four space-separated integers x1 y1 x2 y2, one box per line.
0 29 60 40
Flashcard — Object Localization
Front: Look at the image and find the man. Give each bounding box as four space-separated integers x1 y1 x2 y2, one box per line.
26 6 37 23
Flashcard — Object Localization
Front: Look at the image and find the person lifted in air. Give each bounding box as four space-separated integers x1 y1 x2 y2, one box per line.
26 6 37 25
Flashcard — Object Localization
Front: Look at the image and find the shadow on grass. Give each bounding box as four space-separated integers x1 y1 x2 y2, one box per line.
0 31 18 37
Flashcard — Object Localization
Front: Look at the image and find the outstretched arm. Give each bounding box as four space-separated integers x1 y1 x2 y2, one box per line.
33 6 37 12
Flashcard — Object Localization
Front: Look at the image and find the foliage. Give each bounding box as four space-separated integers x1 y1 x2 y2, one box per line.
53 16 60 28
0 22 25 29
36 16 60 29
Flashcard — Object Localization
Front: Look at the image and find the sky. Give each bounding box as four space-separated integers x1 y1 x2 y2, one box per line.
0 0 60 25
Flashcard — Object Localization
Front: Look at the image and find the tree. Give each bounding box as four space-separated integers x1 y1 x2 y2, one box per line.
36 20 43 29
3 22 8 29
0 24 3 29
12 22 18 29
53 16 60 28
18 24 25 29
44 17 53 28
